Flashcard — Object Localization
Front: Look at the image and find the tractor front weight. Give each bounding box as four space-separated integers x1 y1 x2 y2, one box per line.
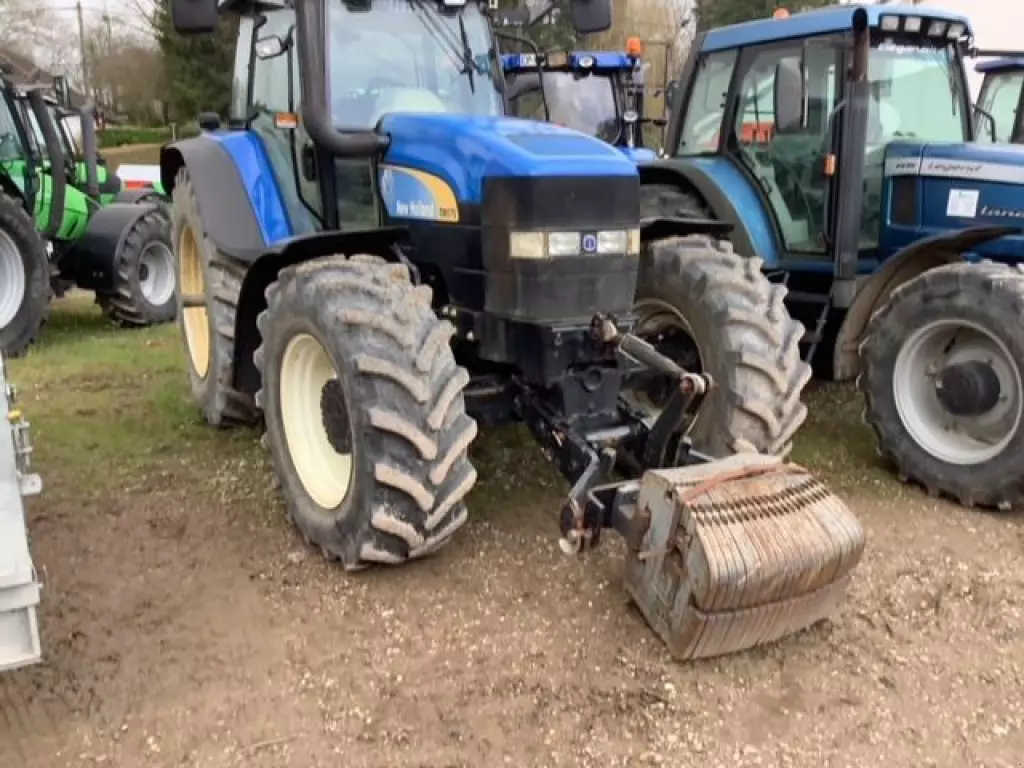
519 313 866 661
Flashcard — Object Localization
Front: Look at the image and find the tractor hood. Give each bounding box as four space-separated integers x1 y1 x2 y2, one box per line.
376 113 638 217
882 141 1024 262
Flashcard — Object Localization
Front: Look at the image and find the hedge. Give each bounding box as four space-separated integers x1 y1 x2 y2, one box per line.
98 124 201 148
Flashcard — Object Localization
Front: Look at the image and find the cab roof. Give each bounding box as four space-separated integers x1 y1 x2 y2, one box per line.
701 3 973 54
975 57 1024 74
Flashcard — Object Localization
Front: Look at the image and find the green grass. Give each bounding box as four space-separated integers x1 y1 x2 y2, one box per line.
6 297 906 509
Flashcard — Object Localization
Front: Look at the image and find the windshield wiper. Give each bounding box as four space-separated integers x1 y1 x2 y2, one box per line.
407 0 482 92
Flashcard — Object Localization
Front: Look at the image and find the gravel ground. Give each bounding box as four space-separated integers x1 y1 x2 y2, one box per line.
2 449 1022 768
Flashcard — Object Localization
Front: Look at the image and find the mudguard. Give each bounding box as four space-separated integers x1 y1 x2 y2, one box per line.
57 201 163 292
637 157 776 262
159 135 269 263
232 227 412 395
834 224 1020 380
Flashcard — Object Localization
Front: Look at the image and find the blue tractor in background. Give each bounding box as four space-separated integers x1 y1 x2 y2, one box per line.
502 48 657 162
974 56 1024 144
159 0 866 661
643 4 1024 510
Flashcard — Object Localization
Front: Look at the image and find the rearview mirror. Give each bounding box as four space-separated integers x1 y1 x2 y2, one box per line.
774 57 806 134
569 0 612 34
170 0 218 36
255 34 287 60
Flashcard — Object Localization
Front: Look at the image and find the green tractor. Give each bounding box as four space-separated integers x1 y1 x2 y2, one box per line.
0 74 176 356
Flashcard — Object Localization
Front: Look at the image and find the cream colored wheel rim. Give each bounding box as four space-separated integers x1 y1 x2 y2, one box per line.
178 223 210 378
279 332 354 509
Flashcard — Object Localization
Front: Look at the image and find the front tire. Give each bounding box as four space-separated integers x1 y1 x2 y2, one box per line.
0 192 50 358
171 167 256 427
254 254 478 568
97 207 176 327
860 261 1024 508
631 235 811 458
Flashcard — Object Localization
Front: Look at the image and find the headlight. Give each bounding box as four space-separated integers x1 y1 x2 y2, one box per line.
509 229 641 259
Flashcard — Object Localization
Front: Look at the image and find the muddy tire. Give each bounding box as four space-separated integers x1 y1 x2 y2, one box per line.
97 207 176 327
171 167 257 427
254 254 478 568
640 183 711 220
632 235 811 458
859 261 1024 509
0 191 50 358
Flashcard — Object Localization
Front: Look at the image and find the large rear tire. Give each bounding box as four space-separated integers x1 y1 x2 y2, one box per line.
631 235 811 458
97 207 176 327
0 192 50 358
859 261 1024 508
171 167 257 427
254 254 478 568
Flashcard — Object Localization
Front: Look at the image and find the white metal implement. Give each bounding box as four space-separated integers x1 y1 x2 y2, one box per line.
0 352 42 672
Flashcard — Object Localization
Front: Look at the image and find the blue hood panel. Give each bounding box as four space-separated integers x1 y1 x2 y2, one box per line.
378 113 638 206
883 141 1024 263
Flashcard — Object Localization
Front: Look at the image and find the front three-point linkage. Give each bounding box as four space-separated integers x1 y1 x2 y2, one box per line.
526 314 713 554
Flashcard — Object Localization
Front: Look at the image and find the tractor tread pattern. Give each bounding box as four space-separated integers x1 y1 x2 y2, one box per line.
171 167 257 427
96 207 176 327
858 259 1024 509
253 253 477 568
0 191 51 358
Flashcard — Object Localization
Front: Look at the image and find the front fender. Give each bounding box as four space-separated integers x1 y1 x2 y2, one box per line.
57 201 163 292
160 134 282 263
834 224 1020 380
232 227 412 395
637 156 780 264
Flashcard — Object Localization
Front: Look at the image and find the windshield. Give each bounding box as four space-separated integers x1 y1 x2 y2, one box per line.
977 71 1024 143
327 0 503 129
533 72 619 142
867 42 967 144
0 95 26 164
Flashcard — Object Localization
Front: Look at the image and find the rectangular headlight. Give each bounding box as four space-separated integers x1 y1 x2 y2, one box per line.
902 16 922 33
880 15 900 32
947 22 966 39
547 231 581 256
627 228 641 256
927 19 948 37
509 231 545 260
596 230 628 254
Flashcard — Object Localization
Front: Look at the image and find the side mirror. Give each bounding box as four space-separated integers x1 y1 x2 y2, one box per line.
971 103 998 143
255 34 287 60
773 57 806 135
665 80 679 110
569 0 611 34
170 0 218 36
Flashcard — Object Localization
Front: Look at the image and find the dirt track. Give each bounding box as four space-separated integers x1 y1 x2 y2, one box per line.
3 445 1023 767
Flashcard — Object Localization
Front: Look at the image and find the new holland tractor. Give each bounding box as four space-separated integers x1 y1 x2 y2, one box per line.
641 4 1024 510
974 56 1024 144
163 0 865 661
0 75 176 356
502 47 657 162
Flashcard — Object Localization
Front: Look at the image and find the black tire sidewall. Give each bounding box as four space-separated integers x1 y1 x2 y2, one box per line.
119 210 176 322
260 302 373 555
862 267 1024 503
0 195 50 357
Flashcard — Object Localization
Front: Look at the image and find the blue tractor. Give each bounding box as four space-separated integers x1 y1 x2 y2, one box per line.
974 56 1024 144
160 0 866 661
643 4 1024 509
502 49 657 162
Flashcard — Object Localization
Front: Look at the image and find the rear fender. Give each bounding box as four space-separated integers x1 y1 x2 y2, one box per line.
233 227 412 395
56 201 163 292
834 225 1020 380
159 136 270 263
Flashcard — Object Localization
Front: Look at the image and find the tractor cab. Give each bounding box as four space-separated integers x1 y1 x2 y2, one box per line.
502 46 655 161
0 76 45 224
975 57 1024 143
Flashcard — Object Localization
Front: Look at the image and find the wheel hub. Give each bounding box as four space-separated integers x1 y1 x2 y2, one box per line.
936 360 1002 417
320 378 351 454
